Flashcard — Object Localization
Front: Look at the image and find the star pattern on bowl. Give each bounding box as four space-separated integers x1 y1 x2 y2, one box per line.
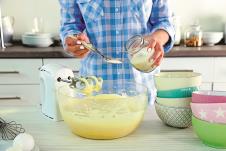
199 109 207 119
214 107 226 118
192 105 226 124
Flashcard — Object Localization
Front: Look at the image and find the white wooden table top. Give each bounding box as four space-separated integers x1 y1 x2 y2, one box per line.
0 106 223 151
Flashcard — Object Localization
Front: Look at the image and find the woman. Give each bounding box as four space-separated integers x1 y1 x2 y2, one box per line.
59 0 175 103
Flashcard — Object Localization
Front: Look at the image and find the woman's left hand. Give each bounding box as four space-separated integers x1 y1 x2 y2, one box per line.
144 30 169 67
144 36 164 67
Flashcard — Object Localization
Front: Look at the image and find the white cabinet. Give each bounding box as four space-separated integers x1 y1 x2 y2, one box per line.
199 82 213 91
0 58 81 106
213 83 226 91
0 59 42 84
0 85 40 106
43 58 81 71
0 59 42 106
214 58 226 82
161 58 214 83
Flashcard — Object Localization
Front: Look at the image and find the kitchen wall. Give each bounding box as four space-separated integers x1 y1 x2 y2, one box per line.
1 0 60 39
1 0 226 39
170 0 226 32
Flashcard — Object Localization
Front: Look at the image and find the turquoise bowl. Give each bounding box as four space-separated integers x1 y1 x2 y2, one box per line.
157 87 198 98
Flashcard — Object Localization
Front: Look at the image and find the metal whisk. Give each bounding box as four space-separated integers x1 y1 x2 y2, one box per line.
0 117 25 140
57 76 103 93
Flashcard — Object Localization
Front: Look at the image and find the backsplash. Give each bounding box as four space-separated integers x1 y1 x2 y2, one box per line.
2 0 226 39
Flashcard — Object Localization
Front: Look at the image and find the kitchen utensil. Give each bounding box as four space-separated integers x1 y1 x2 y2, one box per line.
57 75 103 95
192 116 226 149
203 32 223 46
154 101 192 128
156 97 191 108
81 41 122 64
192 91 226 103
40 64 74 121
191 102 226 124
0 117 25 140
157 87 198 98
32 17 44 33
57 82 148 139
126 35 157 72
154 72 202 90
0 6 5 48
2 16 14 46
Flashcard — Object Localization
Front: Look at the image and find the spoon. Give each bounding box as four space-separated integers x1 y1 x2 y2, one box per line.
81 41 123 64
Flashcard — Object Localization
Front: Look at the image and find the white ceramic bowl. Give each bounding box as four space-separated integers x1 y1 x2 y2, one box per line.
154 72 202 91
203 32 223 46
22 34 53 47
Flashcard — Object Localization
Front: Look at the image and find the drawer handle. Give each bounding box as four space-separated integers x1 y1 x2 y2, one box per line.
161 70 193 72
0 96 21 100
0 71 20 74
73 70 79 74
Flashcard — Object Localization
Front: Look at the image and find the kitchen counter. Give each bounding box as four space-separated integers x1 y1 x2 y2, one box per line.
1 45 226 58
0 45 72 58
165 45 226 57
0 106 223 151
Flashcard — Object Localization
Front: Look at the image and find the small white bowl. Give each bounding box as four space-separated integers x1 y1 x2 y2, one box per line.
22 33 53 47
203 32 223 46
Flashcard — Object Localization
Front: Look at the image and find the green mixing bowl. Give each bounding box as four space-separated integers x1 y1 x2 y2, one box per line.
192 116 226 149
157 87 198 98
155 101 192 128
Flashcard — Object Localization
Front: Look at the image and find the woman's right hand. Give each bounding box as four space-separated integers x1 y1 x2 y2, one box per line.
65 33 90 58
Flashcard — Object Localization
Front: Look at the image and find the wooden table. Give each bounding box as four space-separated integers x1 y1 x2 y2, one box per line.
0 106 224 151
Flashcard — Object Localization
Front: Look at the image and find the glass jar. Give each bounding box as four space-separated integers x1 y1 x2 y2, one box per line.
126 35 156 73
184 24 203 47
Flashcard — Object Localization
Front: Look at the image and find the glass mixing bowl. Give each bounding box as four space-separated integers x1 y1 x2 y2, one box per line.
57 82 148 140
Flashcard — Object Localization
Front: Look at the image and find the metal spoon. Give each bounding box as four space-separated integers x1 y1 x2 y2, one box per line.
81 41 123 64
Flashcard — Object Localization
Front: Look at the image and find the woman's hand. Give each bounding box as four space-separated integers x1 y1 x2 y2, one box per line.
144 30 169 67
146 37 164 67
65 33 90 58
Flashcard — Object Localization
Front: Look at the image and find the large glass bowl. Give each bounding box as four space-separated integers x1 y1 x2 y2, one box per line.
57 82 148 140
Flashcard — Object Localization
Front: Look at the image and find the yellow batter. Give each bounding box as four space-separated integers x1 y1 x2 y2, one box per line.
58 93 147 139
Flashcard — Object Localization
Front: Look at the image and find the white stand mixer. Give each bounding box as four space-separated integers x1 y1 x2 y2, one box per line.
39 64 74 121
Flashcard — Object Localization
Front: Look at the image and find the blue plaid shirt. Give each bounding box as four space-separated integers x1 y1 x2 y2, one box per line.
59 0 175 103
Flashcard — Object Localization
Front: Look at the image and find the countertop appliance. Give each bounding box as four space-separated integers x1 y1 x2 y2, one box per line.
39 64 74 121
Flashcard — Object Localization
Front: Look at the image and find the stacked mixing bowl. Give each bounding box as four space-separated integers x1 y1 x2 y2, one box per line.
154 71 202 128
191 91 226 148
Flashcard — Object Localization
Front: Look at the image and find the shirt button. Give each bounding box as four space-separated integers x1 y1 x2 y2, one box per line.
115 8 119 12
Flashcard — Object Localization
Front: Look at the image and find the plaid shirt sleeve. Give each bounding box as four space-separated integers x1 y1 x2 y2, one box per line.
149 0 175 53
59 0 86 44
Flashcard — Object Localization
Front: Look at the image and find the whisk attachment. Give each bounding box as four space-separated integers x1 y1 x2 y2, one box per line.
57 76 103 95
0 117 25 140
